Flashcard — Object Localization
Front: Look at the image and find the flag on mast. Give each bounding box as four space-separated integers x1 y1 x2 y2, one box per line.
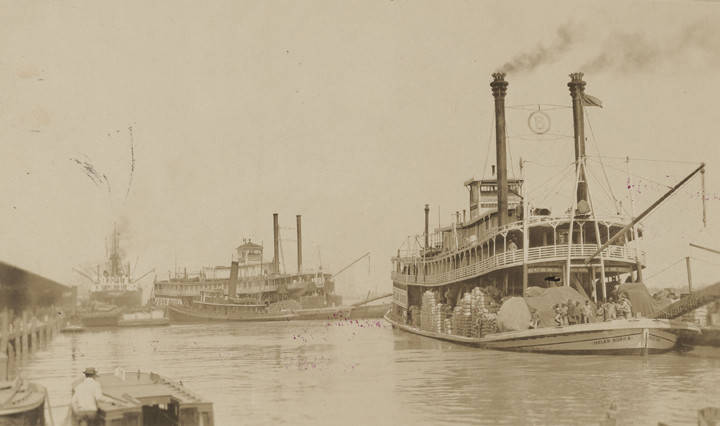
581 93 603 108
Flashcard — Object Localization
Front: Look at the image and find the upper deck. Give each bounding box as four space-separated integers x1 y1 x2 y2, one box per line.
153 271 332 300
392 214 643 288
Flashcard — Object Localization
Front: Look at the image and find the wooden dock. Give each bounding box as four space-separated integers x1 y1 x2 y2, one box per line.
0 307 65 381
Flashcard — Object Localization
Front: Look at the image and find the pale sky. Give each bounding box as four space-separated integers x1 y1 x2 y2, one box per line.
1 0 719 299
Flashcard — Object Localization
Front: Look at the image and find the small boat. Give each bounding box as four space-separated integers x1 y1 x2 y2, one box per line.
65 370 213 426
385 312 698 354
117 310 169 327
0 377 47 425
60 325 86 333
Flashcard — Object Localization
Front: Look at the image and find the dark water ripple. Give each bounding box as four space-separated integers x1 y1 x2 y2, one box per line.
12 320 720 426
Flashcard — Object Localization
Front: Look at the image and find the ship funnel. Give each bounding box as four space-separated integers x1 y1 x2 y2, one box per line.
491 73 509 226
273 213 280 274
568 72 589 212
229 261 239 298
424 204 430 249
296 215 302 273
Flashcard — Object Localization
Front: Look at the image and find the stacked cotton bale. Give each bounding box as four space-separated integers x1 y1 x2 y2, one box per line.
443 318 453 335
433 303 443 332
480 312 498 335
496 297 532 332
420 291 438 332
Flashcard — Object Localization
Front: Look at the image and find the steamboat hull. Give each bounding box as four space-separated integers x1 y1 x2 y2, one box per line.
167 304 296 323
385 313 697 355
88 289 142 308
294 306 352 320
117 318 170 327
79 309 122 327
347 303 392 319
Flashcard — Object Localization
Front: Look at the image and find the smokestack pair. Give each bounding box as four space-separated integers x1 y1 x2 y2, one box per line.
490 72 590 221
272 213 303 274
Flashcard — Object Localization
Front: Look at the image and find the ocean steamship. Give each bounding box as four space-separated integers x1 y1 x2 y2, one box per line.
386 73 702 354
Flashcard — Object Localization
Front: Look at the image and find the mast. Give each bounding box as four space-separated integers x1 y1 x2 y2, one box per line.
701 168 707 228
272 213 280 274
296 215 302 273
521 159 528 294
626 157 643 281
424 204 430 249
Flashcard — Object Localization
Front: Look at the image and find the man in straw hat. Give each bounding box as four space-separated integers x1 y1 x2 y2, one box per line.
71 367 116 426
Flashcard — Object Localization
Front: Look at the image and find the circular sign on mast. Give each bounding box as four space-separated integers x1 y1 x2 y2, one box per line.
528 109 551 135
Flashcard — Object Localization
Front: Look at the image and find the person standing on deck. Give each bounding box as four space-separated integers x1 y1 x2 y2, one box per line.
560 303 569 325
582 301 593 323
71 367 116 426
567 300 577 325
607 298 617 320
573 301 582 324
619 295 633 319
529 309 540 329
553 304 563 326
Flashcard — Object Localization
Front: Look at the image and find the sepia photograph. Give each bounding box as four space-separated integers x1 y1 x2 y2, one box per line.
1 0 720 425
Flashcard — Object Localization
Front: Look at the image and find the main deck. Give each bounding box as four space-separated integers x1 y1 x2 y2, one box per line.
384 313 699 355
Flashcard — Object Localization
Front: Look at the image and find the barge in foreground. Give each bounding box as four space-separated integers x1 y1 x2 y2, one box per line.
388 72 706 354
66 370 213 426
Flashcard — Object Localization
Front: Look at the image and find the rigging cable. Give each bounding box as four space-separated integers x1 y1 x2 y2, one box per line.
644 257 686 281
691 257 720 268
481 111 495 179
585 164 629 217
529 162 576 206
585 154 701 166
587 159 675 191
585 110 621 213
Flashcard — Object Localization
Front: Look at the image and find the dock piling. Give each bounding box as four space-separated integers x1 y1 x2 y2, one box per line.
1 308 8 380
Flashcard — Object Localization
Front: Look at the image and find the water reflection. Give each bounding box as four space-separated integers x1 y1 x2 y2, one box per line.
13 320 720 425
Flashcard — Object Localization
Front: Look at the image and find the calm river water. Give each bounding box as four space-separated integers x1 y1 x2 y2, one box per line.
14 320 720 425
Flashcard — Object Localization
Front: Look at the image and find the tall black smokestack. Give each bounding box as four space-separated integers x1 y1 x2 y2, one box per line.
273 213 280 274
424 204 430 248
491 73 510 226
296 215 302 273
229 261 239 298
568 72 589 206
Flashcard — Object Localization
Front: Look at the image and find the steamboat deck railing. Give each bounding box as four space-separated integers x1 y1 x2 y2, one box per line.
391 243 639 287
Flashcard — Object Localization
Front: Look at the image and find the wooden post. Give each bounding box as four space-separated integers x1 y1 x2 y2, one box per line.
29 318 36 353
1 308 8 358
701 168 707 228
686 256 693 293
21 312 29 356
1 308 8 381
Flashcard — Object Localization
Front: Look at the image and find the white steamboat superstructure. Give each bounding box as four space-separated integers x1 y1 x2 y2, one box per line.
386 72 702 354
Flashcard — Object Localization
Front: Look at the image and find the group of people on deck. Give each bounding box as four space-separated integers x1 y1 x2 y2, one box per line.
597 294 633 321
552 300 594 326
550 293 634 326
